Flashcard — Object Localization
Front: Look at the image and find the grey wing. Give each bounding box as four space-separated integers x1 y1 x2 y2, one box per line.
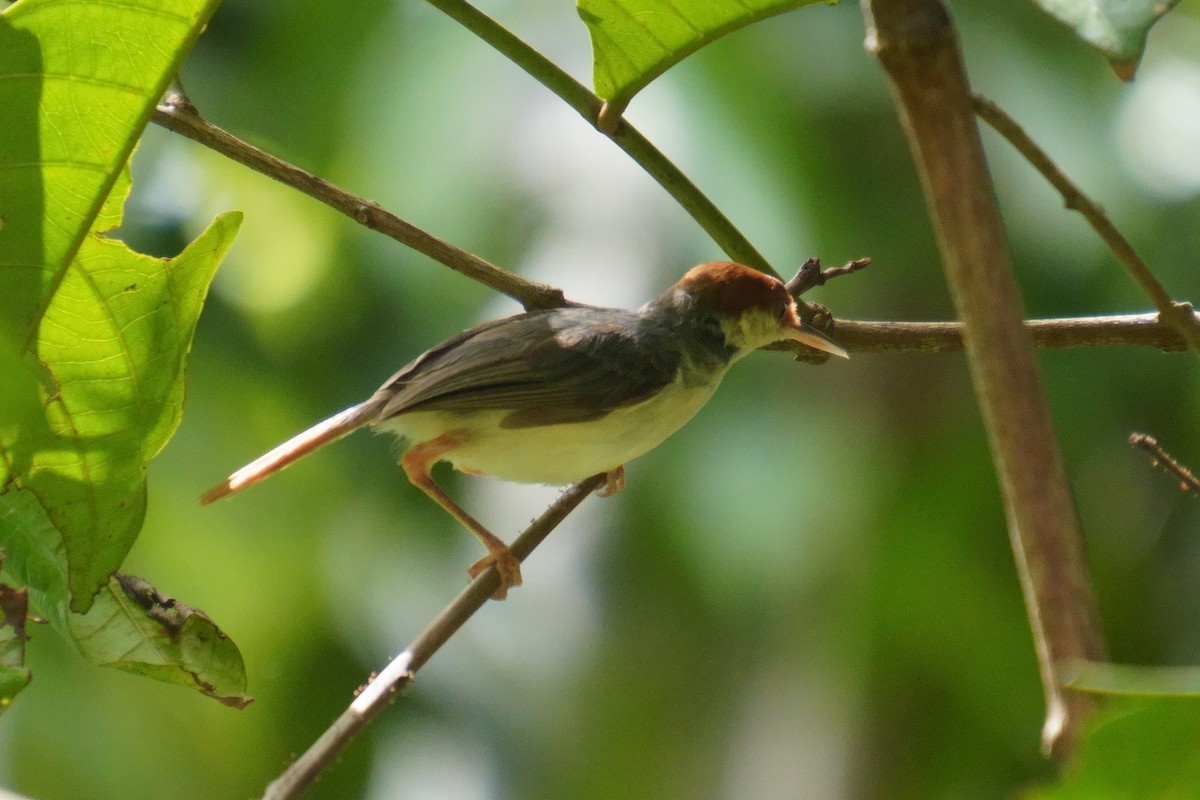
372 308 682 428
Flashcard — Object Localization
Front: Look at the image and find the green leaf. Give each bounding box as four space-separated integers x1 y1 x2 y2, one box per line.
0 0 248 706
6 208 242 613
0 0 221 338
0 489 250 707
577 0 831 108
0 0 232 612
1031 0 1180 74
1064 659 1200 697
1027 698 1200 799
71 574 251 709
0 488 70 637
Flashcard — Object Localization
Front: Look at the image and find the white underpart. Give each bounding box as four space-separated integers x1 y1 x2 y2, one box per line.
375 366 728 485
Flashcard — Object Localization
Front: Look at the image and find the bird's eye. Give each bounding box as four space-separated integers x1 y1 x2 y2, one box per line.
775 299 791 321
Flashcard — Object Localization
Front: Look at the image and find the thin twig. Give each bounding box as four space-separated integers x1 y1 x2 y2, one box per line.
831 312 1190 353
786 257 873 300
864 0 1105 758
151 88 568 311
972 93 1200 354
1130 433 1200 496
421 0 778 280
259 474 606 800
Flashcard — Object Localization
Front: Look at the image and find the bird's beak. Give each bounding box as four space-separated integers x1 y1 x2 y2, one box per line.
783 318 849 359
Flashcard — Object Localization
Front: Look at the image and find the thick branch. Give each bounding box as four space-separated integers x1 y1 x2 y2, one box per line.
152 90 567 311
863 0 1105 757
260 474 606 800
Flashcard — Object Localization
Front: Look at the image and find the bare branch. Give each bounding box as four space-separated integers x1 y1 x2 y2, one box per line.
863 0 1105 758
259 475 606 800
152 87 568 311
831 312 1190 354
973 93 1200 355
786 257 873 298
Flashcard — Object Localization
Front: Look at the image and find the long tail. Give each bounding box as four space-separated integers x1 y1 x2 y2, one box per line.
200 400 381 505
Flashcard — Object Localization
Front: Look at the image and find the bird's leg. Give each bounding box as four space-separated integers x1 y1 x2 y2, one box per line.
596 466 625 497
400 434 522 599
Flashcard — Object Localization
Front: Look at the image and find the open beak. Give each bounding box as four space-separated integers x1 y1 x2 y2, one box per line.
783 316 849 359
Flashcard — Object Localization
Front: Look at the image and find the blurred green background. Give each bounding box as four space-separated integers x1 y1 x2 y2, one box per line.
5 1 1200 798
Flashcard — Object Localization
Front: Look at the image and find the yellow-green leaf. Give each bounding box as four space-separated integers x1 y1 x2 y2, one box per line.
0 0 229 612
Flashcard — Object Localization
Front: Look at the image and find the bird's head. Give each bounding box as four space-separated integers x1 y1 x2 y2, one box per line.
664 261 848 361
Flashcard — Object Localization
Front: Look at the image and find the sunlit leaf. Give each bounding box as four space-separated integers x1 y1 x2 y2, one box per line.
577 0 830 108
0 0 229 612
1032 0 1180 76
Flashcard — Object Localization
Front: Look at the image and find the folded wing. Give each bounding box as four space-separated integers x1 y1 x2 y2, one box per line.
372 308 682 428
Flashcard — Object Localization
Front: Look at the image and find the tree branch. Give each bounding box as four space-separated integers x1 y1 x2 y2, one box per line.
831 312 1190 353
421 0 779 280
972 93 1200 355
145 99 1193 362
152 88 568 311
259 474 607 800
863 0 1105 758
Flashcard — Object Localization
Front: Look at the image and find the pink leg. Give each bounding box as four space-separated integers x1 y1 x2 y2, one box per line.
401 434 522 599
596 466 626 497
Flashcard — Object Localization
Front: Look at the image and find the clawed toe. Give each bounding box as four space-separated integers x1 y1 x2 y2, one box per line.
468 548 523 600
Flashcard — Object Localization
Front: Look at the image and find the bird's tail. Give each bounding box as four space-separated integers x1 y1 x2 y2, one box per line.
200 400 382 505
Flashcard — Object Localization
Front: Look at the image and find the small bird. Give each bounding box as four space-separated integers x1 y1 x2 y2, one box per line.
202 261 847 598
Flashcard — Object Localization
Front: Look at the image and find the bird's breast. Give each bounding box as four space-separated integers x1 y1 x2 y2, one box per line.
375 368 725 485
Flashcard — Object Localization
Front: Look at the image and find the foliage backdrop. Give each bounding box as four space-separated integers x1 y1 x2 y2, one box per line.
3 0 1200 798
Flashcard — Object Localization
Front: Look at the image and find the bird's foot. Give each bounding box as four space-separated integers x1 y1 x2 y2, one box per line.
596 466 625 497
468 546 523 600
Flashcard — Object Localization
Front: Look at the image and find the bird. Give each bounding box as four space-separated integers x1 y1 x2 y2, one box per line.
201 261 847 598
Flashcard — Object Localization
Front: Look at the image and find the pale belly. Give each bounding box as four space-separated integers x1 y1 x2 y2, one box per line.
375 374 723 485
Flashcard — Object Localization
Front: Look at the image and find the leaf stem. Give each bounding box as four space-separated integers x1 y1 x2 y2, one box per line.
422 0 778 279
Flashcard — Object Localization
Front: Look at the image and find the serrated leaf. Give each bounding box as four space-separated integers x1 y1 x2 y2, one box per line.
1026 698 1200 798
577 0 831 107
1032 0 1180 72
70 574 251 709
